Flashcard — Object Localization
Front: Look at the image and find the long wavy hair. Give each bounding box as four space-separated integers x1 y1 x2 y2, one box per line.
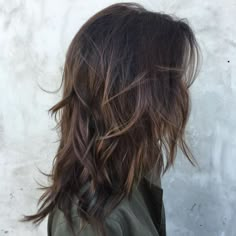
22 2 201 236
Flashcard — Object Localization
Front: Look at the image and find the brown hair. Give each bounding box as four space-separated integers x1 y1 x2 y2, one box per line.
22 2 201 236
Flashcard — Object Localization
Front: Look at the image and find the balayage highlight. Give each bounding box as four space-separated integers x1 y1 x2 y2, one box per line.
22 2 201 236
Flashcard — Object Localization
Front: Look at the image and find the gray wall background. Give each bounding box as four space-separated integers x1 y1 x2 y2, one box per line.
0 0 235 235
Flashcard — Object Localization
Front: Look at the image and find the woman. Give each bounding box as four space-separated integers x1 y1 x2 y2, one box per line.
23 2 201 236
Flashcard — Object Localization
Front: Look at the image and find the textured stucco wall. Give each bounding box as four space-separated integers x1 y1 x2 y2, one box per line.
0 0 235 235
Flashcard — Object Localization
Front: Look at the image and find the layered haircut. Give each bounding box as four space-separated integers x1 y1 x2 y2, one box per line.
23 2 201 236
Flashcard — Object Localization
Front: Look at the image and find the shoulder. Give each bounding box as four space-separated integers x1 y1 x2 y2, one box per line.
47 177 163 236
47 205 124 236
106 183 162 236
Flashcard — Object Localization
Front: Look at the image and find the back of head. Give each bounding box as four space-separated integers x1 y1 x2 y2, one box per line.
25 2 201 236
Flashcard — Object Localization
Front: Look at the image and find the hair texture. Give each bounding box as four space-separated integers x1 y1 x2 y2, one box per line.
22 2 201 236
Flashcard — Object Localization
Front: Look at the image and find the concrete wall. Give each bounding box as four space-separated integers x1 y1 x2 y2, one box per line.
0 0 235 235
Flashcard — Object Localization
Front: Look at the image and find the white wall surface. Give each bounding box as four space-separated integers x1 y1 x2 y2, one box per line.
0 0 235 235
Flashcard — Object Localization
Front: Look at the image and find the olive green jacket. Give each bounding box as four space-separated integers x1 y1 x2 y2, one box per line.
47 174 166 236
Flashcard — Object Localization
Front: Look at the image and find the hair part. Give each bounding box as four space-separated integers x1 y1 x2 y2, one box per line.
22 2 201 236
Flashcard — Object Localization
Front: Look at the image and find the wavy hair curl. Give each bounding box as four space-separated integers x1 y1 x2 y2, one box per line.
23 2 201 236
